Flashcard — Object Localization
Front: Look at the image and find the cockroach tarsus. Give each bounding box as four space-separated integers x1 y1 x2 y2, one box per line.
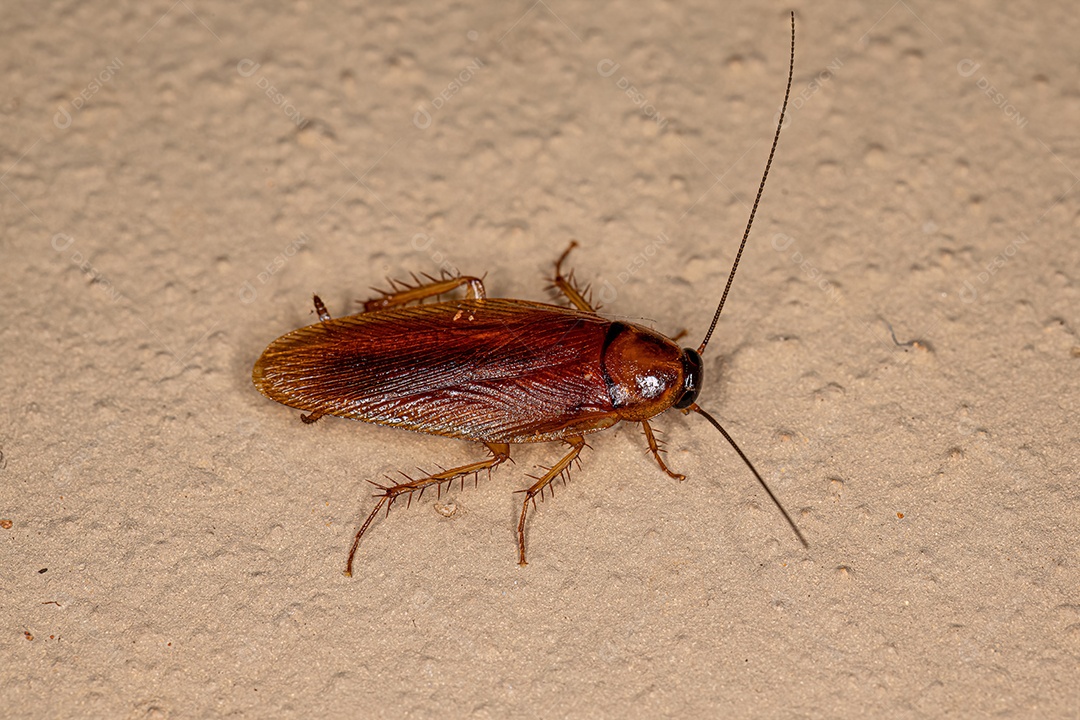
252 13 806 575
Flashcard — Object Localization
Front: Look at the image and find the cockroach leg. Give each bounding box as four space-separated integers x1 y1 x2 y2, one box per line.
362 276 486 313
641 419 685 481
300 410 325 424
312 294 332 322
516 435 585 566
344 442 510 576
551 240 596 312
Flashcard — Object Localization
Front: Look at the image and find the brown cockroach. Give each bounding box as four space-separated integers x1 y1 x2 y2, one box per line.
253 14 805 575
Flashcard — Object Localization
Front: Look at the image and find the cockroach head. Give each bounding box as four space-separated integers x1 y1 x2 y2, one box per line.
601 323 700 421
674 348 703 409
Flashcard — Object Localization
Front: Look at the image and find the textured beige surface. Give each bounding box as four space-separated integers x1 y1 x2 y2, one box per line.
2 2 1078 718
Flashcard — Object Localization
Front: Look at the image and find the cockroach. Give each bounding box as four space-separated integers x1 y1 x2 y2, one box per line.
254 13 805 575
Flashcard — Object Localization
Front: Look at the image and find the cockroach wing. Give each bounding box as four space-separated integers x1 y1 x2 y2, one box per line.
253 299 621 443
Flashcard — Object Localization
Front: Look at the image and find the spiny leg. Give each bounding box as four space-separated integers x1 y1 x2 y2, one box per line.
551 240 596 312
516 435 585 566
363 275 485 312
312 294 332 322
641 419 685 481
344 443 510 576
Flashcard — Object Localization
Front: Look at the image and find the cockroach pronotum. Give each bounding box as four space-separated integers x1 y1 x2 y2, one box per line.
254 13 806 575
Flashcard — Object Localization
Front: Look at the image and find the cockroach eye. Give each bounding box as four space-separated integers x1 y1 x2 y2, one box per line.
674 348 703 409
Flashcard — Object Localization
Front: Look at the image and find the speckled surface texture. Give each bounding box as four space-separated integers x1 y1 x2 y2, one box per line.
2 2 1078 717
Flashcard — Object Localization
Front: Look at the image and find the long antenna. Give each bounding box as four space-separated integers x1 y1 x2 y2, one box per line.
697 11 796 356
691 403 808 548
